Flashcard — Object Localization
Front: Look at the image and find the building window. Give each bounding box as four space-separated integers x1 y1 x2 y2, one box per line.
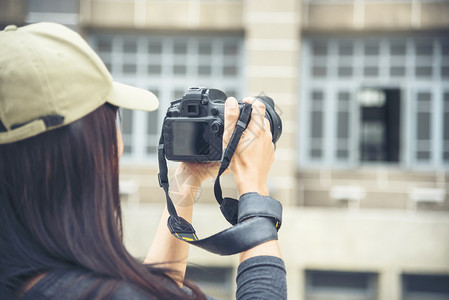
402 273 449 300
89 34 244 162
305 270 378 300
299 37 449 169
444 92 449 162
26 0 79 26
185 266 233 300
359 88 400 163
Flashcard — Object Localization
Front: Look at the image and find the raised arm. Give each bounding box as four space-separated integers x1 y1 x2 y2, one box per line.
144 162 218 282
223 97 286 299
223 97 282 263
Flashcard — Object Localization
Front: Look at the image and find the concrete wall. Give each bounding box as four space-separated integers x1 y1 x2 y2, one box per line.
81 0 243 31
122 204 449 299
303 0 449 32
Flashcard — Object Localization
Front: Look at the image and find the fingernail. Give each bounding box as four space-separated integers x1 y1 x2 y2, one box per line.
226 97 237 108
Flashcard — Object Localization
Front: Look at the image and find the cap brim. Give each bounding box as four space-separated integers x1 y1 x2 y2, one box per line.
107 81 159 111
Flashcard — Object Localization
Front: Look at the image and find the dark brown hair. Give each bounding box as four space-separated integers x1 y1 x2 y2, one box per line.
0 104 205 299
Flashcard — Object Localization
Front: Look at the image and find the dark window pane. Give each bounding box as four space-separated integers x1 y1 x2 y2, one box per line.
312 66 326 77
444 112 449 140
146 145 157 154
311 90 324 105
124 145 132 154
364 66 379 77
417 112 431 140
359 88 401 163
307 270 375 290
444 152 449 161
415 151 430 160
310 149 322 158
120 109 133 135
390 66 405 77
186 266 232 283
416 66 433 78
199 42 212 55
198 65 212 76
390 43 406 56
360 122 385 161
338 91 351 102
442 66 449 78
97 39 112 53
146 111 158 135
418 92 431 102
442 43 449 57
148 64 162 75
224 43 238 56
312 91 323 100
173 65 186 75
338 44 353 56
174 42 187 54
416 44 433 56
337 149 349 159
148 42 162 54
364 44 379 56
223 65 237 76
338 66 352 77
185 267 233 299
444 93 449 141
311 111 323 138
123 41 137 53
123 64 136 73
312 43 327 56
337 111 350 139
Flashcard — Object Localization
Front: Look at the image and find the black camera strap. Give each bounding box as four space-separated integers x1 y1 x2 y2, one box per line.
157 103 282 255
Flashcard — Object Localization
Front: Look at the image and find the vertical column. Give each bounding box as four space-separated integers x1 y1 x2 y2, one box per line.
244 0 301 205
79 0 91 25
379 269 401 300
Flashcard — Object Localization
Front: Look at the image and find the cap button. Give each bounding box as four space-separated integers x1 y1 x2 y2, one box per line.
4 25 18 31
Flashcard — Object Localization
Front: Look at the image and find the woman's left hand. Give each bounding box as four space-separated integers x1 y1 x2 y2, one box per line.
168 162 222 208
177 161 221 184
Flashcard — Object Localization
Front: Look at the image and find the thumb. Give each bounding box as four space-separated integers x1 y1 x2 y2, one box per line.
223 97 239 149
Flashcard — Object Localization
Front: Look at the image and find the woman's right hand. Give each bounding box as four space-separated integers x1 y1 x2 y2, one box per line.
222 97 275 197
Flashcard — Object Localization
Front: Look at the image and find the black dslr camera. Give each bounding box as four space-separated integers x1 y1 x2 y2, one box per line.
162 87 282 162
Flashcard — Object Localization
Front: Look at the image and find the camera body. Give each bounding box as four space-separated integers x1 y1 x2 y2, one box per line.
162 87 282 162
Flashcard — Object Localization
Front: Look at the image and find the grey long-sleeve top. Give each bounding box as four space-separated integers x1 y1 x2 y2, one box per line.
22 256 286 300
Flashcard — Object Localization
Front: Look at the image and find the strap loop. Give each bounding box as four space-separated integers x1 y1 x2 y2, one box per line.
168 216 198 242
238 192 282 230
219 197 239 225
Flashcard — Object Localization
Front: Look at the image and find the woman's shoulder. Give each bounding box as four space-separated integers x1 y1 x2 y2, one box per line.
21 268 156 300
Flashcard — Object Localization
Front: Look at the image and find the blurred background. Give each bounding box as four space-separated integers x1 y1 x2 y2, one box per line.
1 0 448 299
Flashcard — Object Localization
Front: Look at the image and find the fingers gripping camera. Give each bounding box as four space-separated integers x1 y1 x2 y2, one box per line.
162 87 282 161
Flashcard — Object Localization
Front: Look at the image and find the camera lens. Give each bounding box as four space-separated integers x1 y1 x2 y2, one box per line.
256 96 282 144
210 120 223 135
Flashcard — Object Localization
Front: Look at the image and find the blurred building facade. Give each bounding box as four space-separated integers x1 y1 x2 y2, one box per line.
2 0 449 299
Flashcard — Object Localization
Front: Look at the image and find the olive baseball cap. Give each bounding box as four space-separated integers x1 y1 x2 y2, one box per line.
0 22 159 144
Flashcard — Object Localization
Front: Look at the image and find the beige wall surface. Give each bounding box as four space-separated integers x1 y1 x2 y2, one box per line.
82 0 243 30
122 204 449 300
303 0 449 32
